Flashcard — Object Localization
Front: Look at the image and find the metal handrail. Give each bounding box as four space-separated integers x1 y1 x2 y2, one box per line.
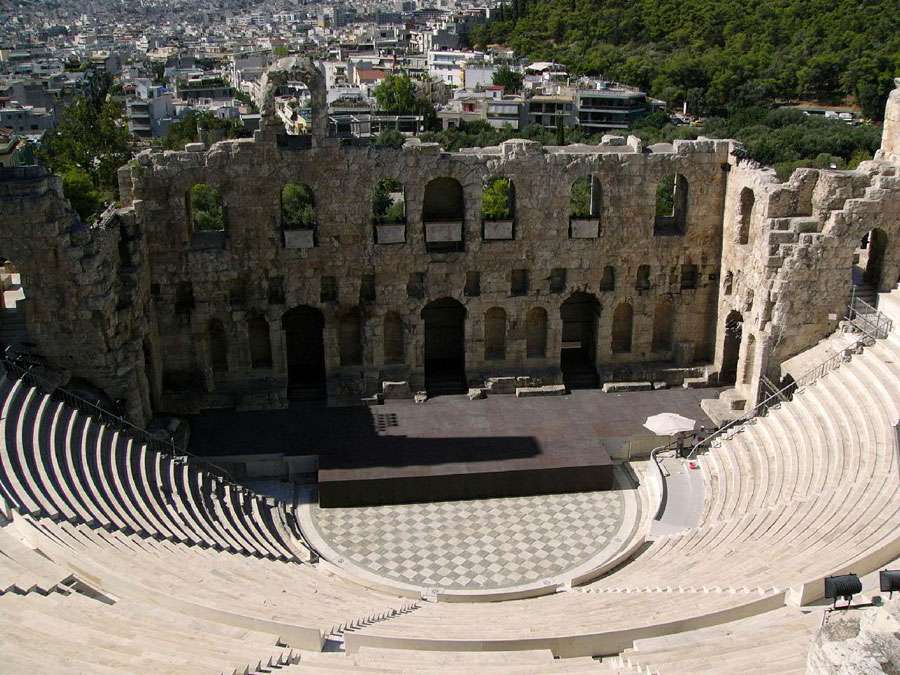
685 302 894 462
1 356 234 482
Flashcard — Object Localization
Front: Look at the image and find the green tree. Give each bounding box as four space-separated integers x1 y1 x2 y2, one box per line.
492 66 523 94
273 46 289 58
374 128 405 148
61 167 103 221
372 179 405 223
481 177 513 220
373 74 437 129
190 184 225 231
38 94 132 205
281 183 316 229
570 176 592 218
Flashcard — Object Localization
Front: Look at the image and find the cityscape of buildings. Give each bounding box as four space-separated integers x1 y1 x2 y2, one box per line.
0 0 665 159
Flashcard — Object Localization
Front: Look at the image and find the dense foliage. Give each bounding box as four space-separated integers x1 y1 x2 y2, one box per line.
373 74 438 129
189 184 225 231
569 176 593 217
470 0 899 119
481 177 514 220
281 182 317 229
372 178 406 224
160 111 247 150
38 75 131 220
492 66 524 94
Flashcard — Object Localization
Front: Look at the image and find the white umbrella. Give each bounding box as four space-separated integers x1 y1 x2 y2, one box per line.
643 412 696 437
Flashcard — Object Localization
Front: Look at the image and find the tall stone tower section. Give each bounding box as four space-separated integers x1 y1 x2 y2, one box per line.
878 78 900 164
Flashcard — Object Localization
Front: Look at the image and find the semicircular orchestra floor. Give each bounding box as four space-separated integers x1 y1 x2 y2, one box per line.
306 467 644 593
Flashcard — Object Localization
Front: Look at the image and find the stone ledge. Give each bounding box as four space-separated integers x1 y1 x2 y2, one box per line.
515 385 567 397
602 381 653 393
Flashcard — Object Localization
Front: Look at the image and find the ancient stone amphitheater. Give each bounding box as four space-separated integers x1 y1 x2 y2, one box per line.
0 63 898 673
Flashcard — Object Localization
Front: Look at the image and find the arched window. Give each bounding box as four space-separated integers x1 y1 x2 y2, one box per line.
723 271 734 296
281 182 317 230
248 315 272 369
654 173 688 236
526 307 548 358
481 176 514 221
189 184 225 231
422 177 464 222
636 265 651 291
742 334 756 385
423 177 465 252
484 307 507 360
611 303 633 354
652 300 674 353
209 319 228 372
738 187 754 245
599 265 615 292
570 175 600 219
383 312 405 364
339 309 363 366
372 178 405 224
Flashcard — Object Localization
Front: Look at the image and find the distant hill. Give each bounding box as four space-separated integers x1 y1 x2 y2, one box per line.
469 0 899 119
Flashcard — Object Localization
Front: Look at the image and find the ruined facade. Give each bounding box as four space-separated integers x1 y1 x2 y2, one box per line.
1 63 898 425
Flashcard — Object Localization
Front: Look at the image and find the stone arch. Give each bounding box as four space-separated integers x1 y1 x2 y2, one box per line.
611 303 634 353
561 292 601 387
282 306 326 398
257 57 327 140
720 310 743 385
526 307 548 358
599 265 615 292
383 311 405 364
652 299 675 353
484 307 507 361
723 271 734 296
742 333 756 385
208 318 228 372
636 264 651 291
481 176 515 221
248 315 272 369
862 228 889 289
738 187 754 245
339 308 363 366
423 177 464 222
654 173 688 236
421 298 466 394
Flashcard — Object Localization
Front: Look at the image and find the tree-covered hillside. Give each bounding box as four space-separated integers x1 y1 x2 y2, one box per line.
470 0 899 119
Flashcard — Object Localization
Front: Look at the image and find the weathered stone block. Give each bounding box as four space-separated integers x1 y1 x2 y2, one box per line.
284 229 315 249
602 381 653 393
485 376 519 394
382 380 411 399
673 341 695 367
425 221 463 242
375 223 406 244
467 387 486 400
184 142 206 152
413 391 428 404
569 219 600 239
516 385 567 397
483 220 514 240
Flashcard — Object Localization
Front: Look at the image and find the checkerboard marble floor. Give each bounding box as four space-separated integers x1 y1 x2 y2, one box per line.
310 487 631 590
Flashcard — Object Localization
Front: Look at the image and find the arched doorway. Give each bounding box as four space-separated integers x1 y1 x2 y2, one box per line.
720 310 743 385
421 298 466 395
560 292 600 389
282 306 326 400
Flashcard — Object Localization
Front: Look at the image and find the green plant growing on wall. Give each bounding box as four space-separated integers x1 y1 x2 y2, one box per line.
190 184 225 231
481 177 513 220
281 183 317 229
372 179 405 224
655 175 676 217
570 176 593 218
